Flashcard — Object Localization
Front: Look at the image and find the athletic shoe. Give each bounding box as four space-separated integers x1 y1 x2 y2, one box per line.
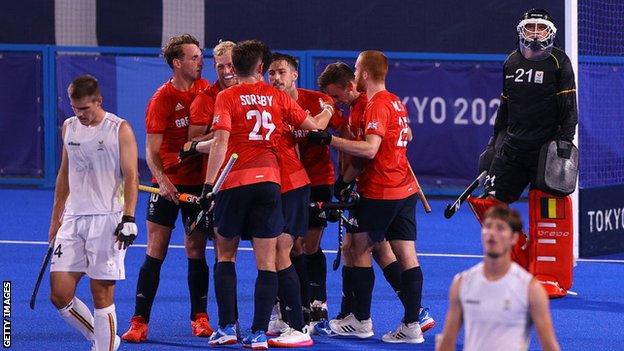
328 313 374 338
267 318 289 337
121 316 148 343
90 335 121 351
191 312 214 337
419 307 436 333
313 319 338 336
208 324 238 346
381 321 424 344
242 330 268 350
268 326 314 347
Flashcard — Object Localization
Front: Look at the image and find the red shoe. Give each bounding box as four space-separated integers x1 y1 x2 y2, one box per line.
121 316 148 343
191 312 214 337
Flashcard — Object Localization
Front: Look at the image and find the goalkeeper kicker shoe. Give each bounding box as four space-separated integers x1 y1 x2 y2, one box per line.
121 316 148 343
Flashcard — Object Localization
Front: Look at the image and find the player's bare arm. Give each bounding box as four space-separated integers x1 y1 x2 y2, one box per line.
48 121 70 243
308 98 335 130
146 133 179 204
205 130 229 185
529 279 561 351
119 121 139 217
436 275 463 351
330 134 382 160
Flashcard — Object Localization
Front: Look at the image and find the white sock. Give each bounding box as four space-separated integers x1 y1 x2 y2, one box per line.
94 304 117 351
58 297 94 341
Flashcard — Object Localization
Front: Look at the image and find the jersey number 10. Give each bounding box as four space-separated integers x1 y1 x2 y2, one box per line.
246 110 276 141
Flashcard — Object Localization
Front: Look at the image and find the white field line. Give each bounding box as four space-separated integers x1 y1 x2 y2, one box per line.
1 239 623 264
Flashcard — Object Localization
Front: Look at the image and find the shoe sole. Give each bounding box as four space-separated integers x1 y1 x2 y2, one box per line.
209 336 237 346
268 339 314 347
243 341 268 350
121 332 147 343
382 336 425 344
193 329 215 337
420 319 436 333
333 331 374 339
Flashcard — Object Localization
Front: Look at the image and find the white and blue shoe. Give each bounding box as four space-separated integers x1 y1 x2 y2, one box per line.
208 324 238 346
242 330 268 350
418 307 435 333
313 319 338 336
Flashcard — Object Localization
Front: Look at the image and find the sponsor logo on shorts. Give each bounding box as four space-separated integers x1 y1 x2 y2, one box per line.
68 141 81 146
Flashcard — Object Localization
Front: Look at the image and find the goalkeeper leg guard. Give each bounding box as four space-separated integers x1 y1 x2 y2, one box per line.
528 190 573 298
468 196 529 269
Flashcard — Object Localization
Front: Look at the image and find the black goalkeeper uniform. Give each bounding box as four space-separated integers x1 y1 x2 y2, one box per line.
486 47 578 202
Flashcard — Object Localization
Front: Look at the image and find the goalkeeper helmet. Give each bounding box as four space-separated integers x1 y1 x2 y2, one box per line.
517 8 557 61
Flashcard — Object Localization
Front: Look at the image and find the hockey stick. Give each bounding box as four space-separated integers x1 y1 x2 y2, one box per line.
138 184 201 203
444 171 488 219
334 215 344 271
408 164 432 213
184 153 238 235
30 239 55 309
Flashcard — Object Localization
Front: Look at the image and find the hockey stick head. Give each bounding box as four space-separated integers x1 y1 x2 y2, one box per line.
444 201 460 219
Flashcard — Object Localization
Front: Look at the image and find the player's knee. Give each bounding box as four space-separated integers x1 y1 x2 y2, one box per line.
216 247 237 262
184 239 207 259
50 291 73 309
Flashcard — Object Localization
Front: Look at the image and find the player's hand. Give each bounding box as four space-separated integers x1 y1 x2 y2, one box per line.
334 175 355 202
200 183 215 213
114 215 138 250
325 209 341 223
307 130 332 146
179 141 200 162
319 98 334 115
478 136 496 172
157 176 179 204
48 221 61 244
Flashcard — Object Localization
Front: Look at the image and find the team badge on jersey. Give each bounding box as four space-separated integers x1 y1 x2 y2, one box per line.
366 121 379 130
534 71 544 84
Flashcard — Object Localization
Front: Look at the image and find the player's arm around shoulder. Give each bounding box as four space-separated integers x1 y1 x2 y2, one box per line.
205 130 230 185
48 121 71 243
436 274 463 351
529 278 560 351
119 121 139 217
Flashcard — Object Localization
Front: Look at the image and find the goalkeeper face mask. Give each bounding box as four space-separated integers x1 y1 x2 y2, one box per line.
517 9 557 61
